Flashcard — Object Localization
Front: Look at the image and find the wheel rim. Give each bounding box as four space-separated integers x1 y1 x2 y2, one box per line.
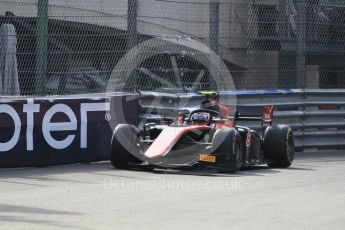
287 134 294 161
236 141 242 163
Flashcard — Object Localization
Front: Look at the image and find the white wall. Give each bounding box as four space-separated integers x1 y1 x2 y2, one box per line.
1 0 258 67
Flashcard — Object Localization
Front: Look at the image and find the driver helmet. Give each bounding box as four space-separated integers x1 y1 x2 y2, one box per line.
191 112 210 125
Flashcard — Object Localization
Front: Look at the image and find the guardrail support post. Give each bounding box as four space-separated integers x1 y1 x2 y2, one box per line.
35 0 48 95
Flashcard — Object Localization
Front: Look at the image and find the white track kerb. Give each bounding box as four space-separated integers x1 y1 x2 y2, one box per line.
106 37 237 155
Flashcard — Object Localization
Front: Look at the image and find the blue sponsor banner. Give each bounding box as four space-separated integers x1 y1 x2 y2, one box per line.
0 94 138 167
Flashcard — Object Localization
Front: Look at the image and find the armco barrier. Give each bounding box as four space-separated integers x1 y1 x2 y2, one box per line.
0 93 138 167
138 89 345 151
1 89 343 167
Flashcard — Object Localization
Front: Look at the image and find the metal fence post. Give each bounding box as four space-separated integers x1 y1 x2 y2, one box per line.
278 0 287 39
296 0 306 88
35 0 48 95
128 0 138 50
127 0 138 90
209 0 219 90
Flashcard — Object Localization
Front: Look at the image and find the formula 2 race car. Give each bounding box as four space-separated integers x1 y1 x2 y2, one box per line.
110 92 294 173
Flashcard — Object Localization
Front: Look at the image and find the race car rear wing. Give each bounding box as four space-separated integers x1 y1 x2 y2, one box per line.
234 105 274 126
178 105 274 126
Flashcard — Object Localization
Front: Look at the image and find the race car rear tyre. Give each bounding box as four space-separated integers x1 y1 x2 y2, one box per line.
110 124 141 169
212 128 242 173
263 125 294 168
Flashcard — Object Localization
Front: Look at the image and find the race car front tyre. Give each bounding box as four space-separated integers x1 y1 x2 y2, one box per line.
110 124 141 169
263 125 294 168
212 128 242 173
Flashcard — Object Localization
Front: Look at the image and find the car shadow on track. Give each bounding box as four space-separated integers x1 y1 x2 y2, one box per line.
0 162 315 181
148 166 282 177
2 150 337 181
140 159 318 177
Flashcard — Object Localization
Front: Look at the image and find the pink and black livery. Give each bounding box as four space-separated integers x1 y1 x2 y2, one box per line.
110 92 294 173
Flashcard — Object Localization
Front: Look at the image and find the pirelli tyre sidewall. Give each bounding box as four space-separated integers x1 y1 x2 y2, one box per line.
212 128 242 173
110 124 142 169
263 125 294 168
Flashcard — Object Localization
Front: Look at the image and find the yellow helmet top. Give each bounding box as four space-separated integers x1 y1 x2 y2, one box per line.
200 91 219 99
